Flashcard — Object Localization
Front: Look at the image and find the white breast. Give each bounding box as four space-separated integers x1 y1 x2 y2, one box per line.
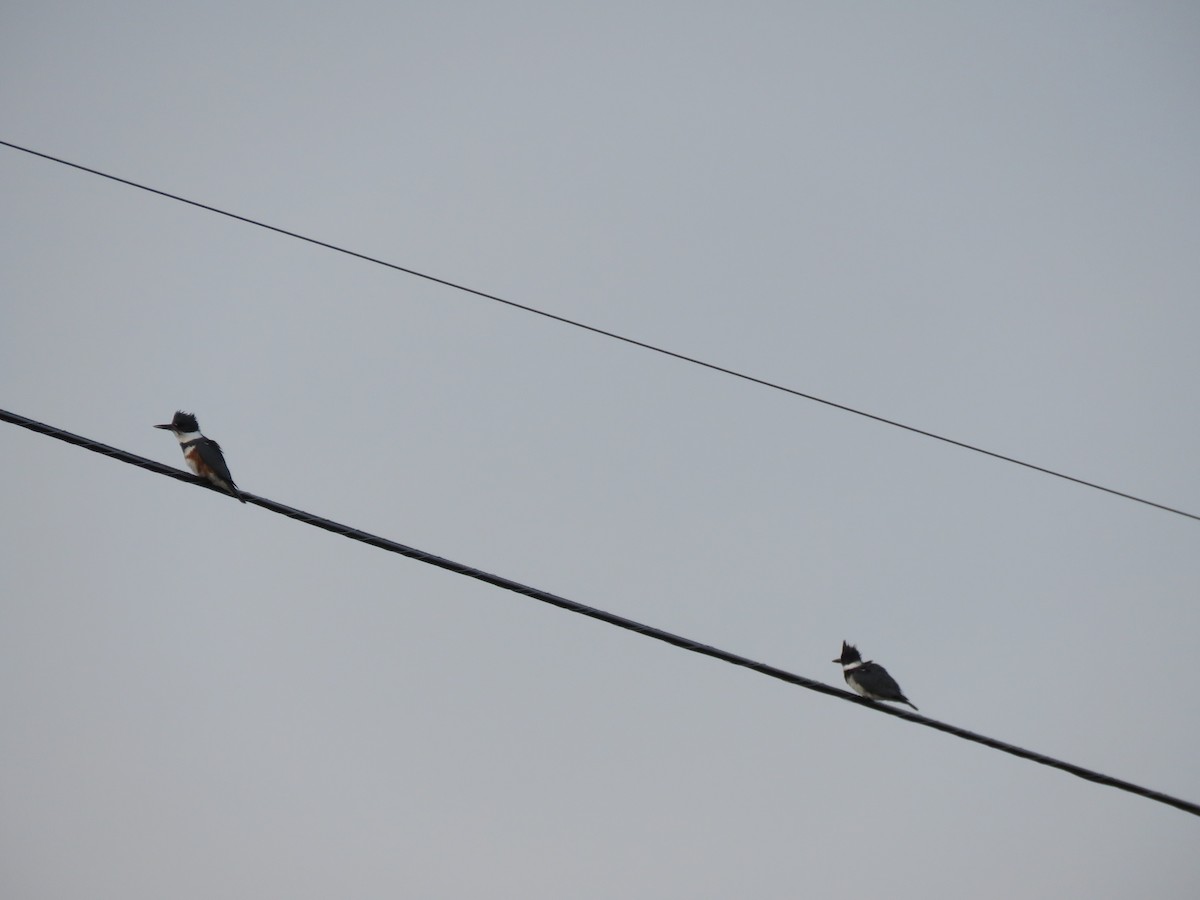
182 446 204 476
845 675 872 698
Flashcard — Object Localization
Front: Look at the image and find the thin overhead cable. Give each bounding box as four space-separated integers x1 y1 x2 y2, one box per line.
2 140 1197 524
3 406 1198 819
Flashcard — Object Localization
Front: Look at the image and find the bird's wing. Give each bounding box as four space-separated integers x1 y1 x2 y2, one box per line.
197 440 238 490
857 662 906 699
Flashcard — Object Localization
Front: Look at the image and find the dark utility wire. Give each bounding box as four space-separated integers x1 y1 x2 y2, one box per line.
2 140 1197 524
3 407 1198 818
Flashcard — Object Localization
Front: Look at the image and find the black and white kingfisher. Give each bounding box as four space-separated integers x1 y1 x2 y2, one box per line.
833 641 918 710
155 411 245 503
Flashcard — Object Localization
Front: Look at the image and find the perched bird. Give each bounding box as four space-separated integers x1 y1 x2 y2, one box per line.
833 641 918 711
155 411 245 502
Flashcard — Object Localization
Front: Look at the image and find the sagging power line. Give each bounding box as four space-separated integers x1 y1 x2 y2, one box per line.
3 406 1198 819
1 139 1196 524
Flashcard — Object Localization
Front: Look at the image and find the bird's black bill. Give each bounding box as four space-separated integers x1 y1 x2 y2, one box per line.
153 423 173 430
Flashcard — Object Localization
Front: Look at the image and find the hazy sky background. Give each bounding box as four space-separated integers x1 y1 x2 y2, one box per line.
3 4 1199 897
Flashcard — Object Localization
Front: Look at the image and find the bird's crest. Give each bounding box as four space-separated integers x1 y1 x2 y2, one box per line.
171 411 200 432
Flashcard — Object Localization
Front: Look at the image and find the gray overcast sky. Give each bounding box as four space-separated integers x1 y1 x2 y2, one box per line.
3 3 1199 897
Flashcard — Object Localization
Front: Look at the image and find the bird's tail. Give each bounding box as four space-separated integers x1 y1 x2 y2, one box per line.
901 698 919 711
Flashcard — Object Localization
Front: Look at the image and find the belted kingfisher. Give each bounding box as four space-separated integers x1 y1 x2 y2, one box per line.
834 641 918 710
155 411 245 503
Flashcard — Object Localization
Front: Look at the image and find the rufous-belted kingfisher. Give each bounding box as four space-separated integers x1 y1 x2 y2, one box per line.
155 411 245 503
834 641 918 710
